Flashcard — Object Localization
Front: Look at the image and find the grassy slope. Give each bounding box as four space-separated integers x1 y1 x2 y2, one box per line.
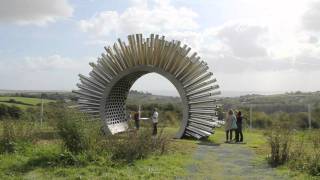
0 141 196 179
0 126 197 179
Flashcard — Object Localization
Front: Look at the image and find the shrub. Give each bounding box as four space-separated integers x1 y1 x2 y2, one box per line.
0 104 8 119
0 120 15 153
56 109 99 154
101 128 170 163
7 105 23 119
266 124 293 167
0 120 37 153
288 131 320 176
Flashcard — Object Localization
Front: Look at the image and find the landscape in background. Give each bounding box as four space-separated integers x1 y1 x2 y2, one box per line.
0 89 319 178
1 0 320 178
1 89 319 129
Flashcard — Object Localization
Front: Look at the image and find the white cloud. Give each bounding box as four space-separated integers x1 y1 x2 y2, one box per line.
0 0 73 25
77 0 320 93
79 0 198 36
23 55 83 71
0 55 92 90
302 1 320 32
215 23 268 58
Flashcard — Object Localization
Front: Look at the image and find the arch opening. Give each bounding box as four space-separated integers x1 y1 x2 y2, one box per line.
100 65 189 138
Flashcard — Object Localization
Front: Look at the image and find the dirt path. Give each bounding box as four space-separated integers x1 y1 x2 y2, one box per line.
181 141 288 180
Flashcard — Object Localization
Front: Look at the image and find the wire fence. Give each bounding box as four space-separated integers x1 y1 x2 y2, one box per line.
222 103 317 130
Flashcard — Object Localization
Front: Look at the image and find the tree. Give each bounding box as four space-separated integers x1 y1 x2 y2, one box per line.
7 106 23 119
0 104 8 119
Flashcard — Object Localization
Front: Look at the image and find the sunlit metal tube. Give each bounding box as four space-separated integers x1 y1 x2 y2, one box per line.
190 113 216 120
189 118 216 127
187 86 215 96
185 130 202 139
184 72 213 88
79 74 105 89
182 65 209 84
188 123 213 132
186 126 211 137
73 90 101 99
186 79 216 92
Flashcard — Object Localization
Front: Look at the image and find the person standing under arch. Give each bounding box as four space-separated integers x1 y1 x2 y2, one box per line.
133 110 140 130
152 108 159 135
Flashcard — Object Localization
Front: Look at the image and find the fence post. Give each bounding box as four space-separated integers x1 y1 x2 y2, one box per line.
40 94 44 126
249 104 252 130
308 104 312 129
138 105 141 120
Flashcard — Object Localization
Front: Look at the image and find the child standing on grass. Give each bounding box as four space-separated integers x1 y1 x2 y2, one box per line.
225 109 237 143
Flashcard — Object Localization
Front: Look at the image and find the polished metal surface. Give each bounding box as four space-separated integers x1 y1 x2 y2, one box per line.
73 34 220 139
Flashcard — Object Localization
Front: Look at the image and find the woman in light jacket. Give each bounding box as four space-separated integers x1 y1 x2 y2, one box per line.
225 109 237 143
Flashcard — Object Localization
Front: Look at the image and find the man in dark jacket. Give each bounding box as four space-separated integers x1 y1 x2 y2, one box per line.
134 111 140 130
236 111 243 142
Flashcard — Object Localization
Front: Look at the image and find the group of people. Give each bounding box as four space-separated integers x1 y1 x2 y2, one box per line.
131 107 244 141
225 109 244 143
133 108 158 135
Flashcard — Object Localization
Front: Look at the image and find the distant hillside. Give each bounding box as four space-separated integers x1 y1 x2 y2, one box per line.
127 90 181 105
221 91 320 113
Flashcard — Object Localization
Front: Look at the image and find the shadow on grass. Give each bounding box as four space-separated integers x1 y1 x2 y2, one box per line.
197 139 221 147
8 153 87 174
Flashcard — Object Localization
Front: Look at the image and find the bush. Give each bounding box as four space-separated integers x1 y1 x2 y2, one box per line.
266 124 293 167
309 132 320 176
288 131 320 176
0 120 37 153
101 128 170 163
0 120 15 153
56 108 99 154
0 104 8 119
7 105 23 119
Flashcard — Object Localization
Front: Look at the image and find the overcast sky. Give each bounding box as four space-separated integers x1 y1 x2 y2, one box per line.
0 0 320 96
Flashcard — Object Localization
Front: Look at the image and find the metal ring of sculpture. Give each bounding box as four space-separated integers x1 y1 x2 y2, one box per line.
73 34 220 139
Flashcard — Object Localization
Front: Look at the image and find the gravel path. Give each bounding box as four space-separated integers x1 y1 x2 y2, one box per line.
181 141 288 180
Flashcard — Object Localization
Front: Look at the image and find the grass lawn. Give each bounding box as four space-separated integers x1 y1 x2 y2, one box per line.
0 96 54 105
209 128 268 155
0 96 55 110
0 102 32 110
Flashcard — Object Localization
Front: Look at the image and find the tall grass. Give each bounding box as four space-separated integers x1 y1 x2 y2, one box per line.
265 124 292 167
0 119 37 153
266 125 320 176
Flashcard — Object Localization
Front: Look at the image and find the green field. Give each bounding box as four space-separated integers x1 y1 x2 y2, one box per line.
0 96 55 109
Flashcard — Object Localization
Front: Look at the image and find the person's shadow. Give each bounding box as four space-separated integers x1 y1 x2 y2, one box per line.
197 139 221 147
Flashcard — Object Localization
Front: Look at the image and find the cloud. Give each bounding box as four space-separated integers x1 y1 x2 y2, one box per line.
215 23 268 58
79 0 198 36
77 0 320 92
0 0 73 25
0 55 92 90
22 55 83 71
302 1 320 32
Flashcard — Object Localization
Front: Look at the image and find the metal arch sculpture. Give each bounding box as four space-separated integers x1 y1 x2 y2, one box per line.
73 34 220 139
